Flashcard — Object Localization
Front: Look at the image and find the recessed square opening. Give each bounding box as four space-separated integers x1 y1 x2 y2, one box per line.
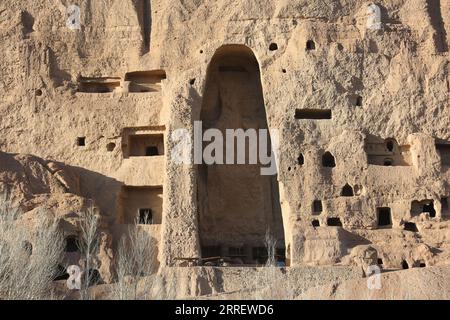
295 109 332 120
119 186 163 224
312 220 320 227
327 217 342 227
377 207 392 227
411 200 436 218
436 144 450 166
404 222 418 232
123 130 165 158
65 236 79 253
77 137 86 147
313 200 323 214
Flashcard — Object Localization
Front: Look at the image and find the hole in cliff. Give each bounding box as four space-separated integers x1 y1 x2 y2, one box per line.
189 78 196 85
306 40 316 51
377 207 392 227
327 217 342 227
313 200 323 214
419 261 426 268
138 208 153 225
356 96 363 107
341 184 354 197
295 109 332 120
402 260 409 269
269 43 278 51
377 258 383 265
337 43 344 51
65 236 79 252
282 68 287 73
298 153 304 165
106 143 116 152
126 133 164 157
322 152 336 168
411 200 436 218
423 202 436 218
35 89 43 96
312 220 320 227
404 222 418 232
77 137 86 147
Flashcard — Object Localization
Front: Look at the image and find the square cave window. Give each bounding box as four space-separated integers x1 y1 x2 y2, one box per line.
120 186 163 224
327 217 342 227
77 137 86 147
404 222 418 232
65 236 79 253
313 200 323 214
126 133 164 157
377 207 392 227
138 208 153 225
312 220 320 227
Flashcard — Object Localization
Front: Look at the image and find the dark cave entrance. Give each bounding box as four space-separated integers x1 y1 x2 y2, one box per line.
197 45 286 265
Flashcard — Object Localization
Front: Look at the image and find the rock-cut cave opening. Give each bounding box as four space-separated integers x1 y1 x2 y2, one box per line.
197 45 286 265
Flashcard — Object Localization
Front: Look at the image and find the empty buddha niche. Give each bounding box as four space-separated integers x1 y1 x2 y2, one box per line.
365 137 412 166
197 45 285 265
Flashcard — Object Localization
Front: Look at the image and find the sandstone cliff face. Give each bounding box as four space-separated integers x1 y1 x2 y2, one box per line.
0 0 449 297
